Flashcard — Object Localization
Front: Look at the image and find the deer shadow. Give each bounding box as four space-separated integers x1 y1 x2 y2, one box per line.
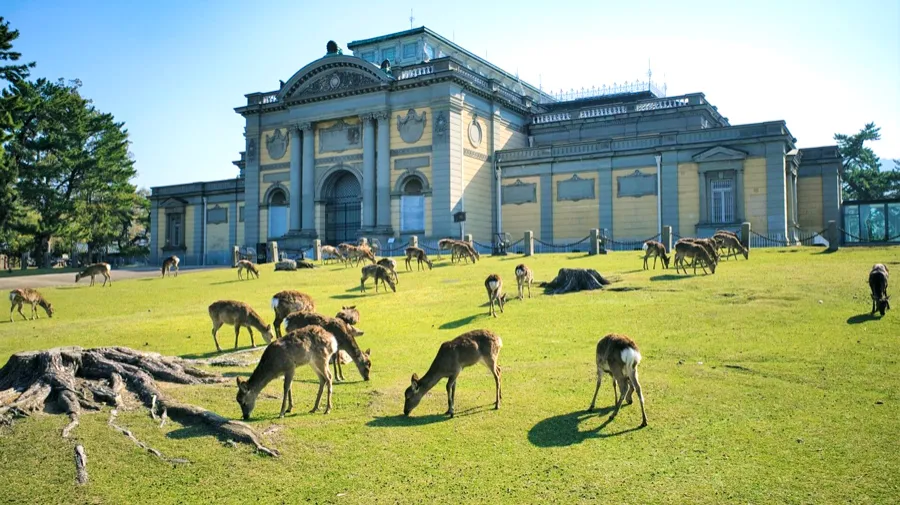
331 293 367 300
211 279 251 285
180 345 262 360
649 274 695 281
366 404 495 428
528 407 646 448
439 313 487 330
846 313 883 325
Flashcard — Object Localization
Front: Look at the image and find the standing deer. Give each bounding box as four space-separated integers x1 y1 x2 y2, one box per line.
484 274 507 317
161 255 180 277
869 263 891 316
714 231 748 260
403 329 502 418
75 263 112 287
377 257 400 284
360 264 396 293
270 290 316 338
235 325 337 419
588 333 648 427
8 288 54 322
237 259 259 280
404 246 433 271
641 240 670 270
320 245 345 265
514 264 534 300
208 300 275 352
336 305 360 326
284 311 371 382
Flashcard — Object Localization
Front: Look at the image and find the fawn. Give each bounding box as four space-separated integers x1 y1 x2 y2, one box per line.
360 264 396 293
270 290 317 338
641 240 670 270
235 325 338 419
404 329 502 418
283 311 370 382
514 264 534 300
161 255 180 277
237 259 259 280
869 264 891 316
75 263 112 287
589 333 647 427
484 274 507 317
8 288 54 322
208 300 275 352
404 247 433 271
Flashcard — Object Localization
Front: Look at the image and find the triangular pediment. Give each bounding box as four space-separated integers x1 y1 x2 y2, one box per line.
278 56 392 102
692 146 748 162
160 197 188 208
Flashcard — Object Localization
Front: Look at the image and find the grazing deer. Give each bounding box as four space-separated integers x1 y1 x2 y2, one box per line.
377 257 400 284
514 264 534 300
208 300 275 352
674 240 717 275
346 245 376 267
235 325 337 419
588 333 648 427
682 238 720 265
284 311 370 382
360 264 396 293
336 305 360 326
404 247 433 271
484 274 507 317
161 255 180 277
452 243 478 264
714 231 748 260
869 263 891 316
8 288 54 322
237 259 260 280
404 329 502 418
320 245 345 265
75 263 112 287
437 238 457 259
641 240 670 270
270 290 316 338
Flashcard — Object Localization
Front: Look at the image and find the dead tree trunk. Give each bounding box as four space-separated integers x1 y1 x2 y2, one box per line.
540 268 613 294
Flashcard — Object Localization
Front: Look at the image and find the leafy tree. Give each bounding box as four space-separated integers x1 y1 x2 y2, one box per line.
835 123 900 200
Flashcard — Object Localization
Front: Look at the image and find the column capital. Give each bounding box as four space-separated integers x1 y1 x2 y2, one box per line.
358 113 376 123
373 110 390 122
292 122 313 132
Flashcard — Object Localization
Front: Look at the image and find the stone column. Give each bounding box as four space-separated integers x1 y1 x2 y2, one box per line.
300 123 315 234
376 111 391 232
589 229 600 256
409 236 418 248
525 231 534 256
361 114 376 230
289 126 302 231
662 225 673 253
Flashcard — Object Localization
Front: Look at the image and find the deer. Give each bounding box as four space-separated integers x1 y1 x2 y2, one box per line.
673 240 717 275
75 263 112 287
452 243 478 264
235 325 338 419
270 290 316 338
437 238 457 259
208 300 275 352
283 311 370 382
484 274 507 317
161 255 180 277
869 263 891 316
641 240 670 270
346 245 376 267
404 329 502 418
588 333 648 428
237 259 260 280
360 264 396 293
713 231 748 260
514 264 534 300
320 245 345 265
336 305 360 326
8 288 54 322
377 257 400 284
676 238 719 271
404 246 433 271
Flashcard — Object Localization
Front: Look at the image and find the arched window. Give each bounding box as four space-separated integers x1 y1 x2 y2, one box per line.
268 188 288 238
400 177 425 232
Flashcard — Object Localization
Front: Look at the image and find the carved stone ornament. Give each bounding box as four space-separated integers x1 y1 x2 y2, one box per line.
468 116 483 148
299 70 380 98
265 128 289 160
557 173 596 202
318 118 361 153
617 170 658 198
247 138 257 161
396 109 427 144
434 111 448 138
502 179 537 205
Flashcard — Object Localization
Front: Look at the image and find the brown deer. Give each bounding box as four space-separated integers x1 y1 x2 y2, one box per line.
404 246 433 271
237 259 260 280
641 240 670 270
75 263 112 287
484 274 507 317
514 264 534 300
360 264 396 293
377 257 400 284
452 243 478 264
869 263 891 316
403 329 502 418
714 231 748 260
437 238 457 259
270 290 316 338
320 245 345 265
161 255 180 277
235 325 338 419
345 245 376 267
208 300 275 352
8 288 54 322
336 305 360 326
284 311 371 382
674 240 717 275
588 333 648 427
682 237 720 265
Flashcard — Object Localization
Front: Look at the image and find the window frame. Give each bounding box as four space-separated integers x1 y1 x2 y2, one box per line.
709 177 735 224
381 47 395 64
166 213 183 248
402 43 417 60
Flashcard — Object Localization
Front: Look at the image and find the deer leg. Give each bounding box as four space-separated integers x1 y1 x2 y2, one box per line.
445 374 458 417
629 368 648 427
248 326 256 348
323 365 333 414
9 302 15 322
589 372 602 412
211 322 223 352
16 302 27 321
653 255 658 270
610 376 628 420
484 357 501 410
274 317 283 339
234 325 241 350
30 302 37 320
311 370 325 413
280 369 294 418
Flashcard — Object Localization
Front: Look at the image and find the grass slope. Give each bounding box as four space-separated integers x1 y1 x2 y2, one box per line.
0 248 898 505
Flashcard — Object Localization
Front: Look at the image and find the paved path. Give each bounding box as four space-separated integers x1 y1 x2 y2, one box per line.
0 265 228 290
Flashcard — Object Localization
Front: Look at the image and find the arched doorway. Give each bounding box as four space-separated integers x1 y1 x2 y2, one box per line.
323 170 361 245
267 187 288 239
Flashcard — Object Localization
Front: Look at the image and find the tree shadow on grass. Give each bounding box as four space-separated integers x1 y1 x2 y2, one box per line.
847 313 883 324
528 407 645 448
439 313 488 329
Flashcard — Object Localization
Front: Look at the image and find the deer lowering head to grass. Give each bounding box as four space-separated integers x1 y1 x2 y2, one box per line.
404 247 433 271
403 329 502 418
714 231 748 261
235 325 338 419
437 238 457 259
320 245 345 265
236 259 260 280
452 243 478 264
515 264 534 300
208 300 275 352
270 290 316 338
360 264 396 293
8 288 53 322
484 274 507 317
588 333 647 427
161 255 180 277
346 245 376 267
377 257 400 284
75 263 112 287
284 311 370 382
674 239 717 275
641 240 670 270
336 305 360 326
869 263 891 316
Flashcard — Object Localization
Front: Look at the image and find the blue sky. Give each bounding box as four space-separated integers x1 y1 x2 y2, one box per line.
5 0 899 189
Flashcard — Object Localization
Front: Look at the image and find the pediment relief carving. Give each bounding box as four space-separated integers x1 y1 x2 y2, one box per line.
279 56 392 101
693 146 748 162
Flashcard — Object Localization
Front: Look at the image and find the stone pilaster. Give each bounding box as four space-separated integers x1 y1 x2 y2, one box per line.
375 111 392 233
289 125 302 231
300 122 316 235
361 114 376 230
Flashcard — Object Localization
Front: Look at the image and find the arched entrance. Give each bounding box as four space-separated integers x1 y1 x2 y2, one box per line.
267 187 288 239
323 170 361 245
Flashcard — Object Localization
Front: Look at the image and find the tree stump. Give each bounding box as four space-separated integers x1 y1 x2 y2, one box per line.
540 268 613 294
274 259 315 271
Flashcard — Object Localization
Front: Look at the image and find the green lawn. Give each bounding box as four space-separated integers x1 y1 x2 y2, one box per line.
0 247 898 505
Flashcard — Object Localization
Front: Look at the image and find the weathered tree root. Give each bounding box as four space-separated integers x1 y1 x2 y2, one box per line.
181 347 263 368
108 409 189 465
75 445 88 485
540 268 614 294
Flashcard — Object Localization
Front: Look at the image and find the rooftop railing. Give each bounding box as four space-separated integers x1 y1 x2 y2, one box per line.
532 95 700 125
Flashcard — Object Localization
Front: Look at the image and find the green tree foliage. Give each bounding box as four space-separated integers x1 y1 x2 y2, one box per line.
835 123 900 200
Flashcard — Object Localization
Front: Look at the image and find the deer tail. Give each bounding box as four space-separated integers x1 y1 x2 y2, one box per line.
642 242 648 252
620 347 642 373
271 298 280 310
8 291 17 302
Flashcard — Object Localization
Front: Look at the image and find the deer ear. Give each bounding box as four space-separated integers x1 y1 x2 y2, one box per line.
365 348 371 357
236 377 246 390
410 373 419 387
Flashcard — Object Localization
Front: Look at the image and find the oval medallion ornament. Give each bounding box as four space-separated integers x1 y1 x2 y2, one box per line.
468 118 483 148
329 74 341 89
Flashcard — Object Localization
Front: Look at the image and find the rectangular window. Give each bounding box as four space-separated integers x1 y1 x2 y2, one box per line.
400 195 425 232
239 206 245 222
361 51 375 63
381 48 395 64
709 178 735 224
166 213 183 247
402 43 416 59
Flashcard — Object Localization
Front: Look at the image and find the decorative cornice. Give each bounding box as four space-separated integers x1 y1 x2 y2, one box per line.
260 162 291 172
464 148 491 162
390 145 432 157
315 153 364 166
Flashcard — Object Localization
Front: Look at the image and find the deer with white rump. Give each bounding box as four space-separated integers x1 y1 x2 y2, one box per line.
588 333 647 427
